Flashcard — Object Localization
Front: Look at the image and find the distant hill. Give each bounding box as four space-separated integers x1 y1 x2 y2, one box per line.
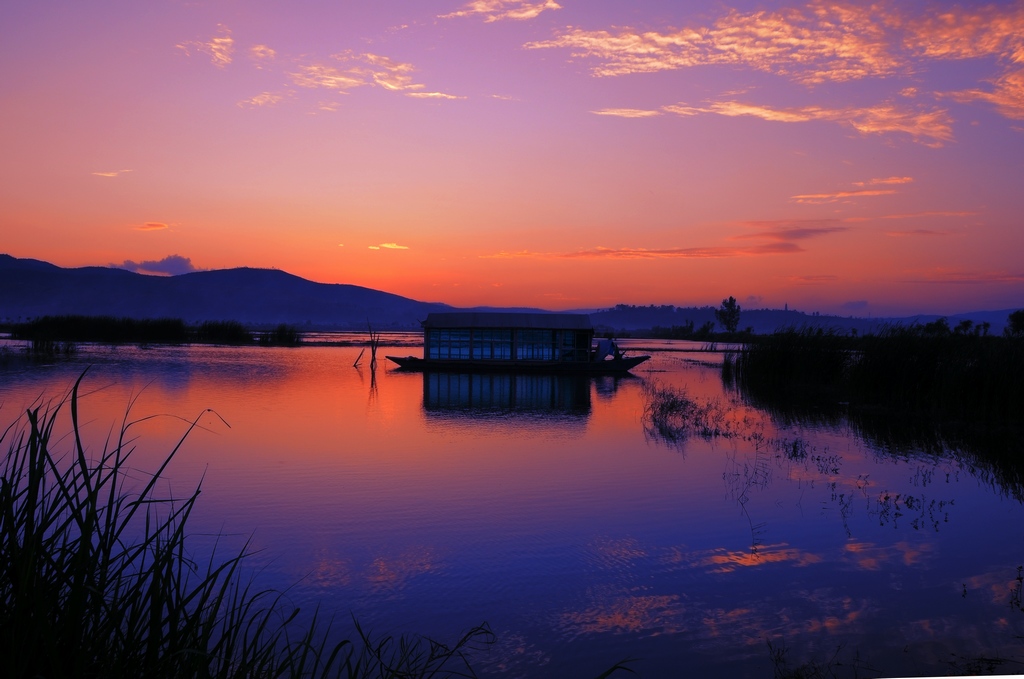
589 304 1018 336
1 255 1017 334
0 254 449 329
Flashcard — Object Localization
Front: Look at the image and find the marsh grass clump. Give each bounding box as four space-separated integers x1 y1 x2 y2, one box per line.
0 373 501 679
642 381 735 444
13 315 189 345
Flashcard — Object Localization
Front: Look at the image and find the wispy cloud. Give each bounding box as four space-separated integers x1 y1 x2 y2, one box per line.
114 254 200 276
884 229 950 237
591 108 662 118
134 222 169 231
369 243 410 250
441 0 561 22
878 210 976 220
406 91 465 100
484 242 801 260
945 68 1024 120
92 169 133 178
853 176 913 187
249 44 276 67
731 221 848 241
913 270 1024 285
238 92 285 108
177 25 234 68
789 274 838 284
526 3 906 83
529 2 1024 126
289 52 449 97
791 188 898 204
661 100 953 146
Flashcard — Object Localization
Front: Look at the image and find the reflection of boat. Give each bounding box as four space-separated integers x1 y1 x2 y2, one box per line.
423 372 591 416
386 312 650 374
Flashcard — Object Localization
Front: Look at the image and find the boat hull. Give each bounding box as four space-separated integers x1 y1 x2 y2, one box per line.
385 354 650 374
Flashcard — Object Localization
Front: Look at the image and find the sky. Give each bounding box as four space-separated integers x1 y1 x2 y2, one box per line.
2 0 1023 316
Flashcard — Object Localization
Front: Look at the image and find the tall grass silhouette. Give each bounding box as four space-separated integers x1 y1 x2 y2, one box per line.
0 372 497 678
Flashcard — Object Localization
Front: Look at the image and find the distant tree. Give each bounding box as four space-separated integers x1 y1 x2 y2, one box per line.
921 318 950 336
715 296 741 333
1006 309 1024 338
953 319 974 335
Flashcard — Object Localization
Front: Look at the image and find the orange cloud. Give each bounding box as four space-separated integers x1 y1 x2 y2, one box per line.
135 222 169 231
177 25 234 68
249 44 276 66
946 68 1024 120
591 108 662 118
485 243 802 260
791 189 898 204
92 169 133 178
238 92 284 108
442 0 561 22
526 3 906 83
853 176 914 186
663 100 953 145
884 229 950 237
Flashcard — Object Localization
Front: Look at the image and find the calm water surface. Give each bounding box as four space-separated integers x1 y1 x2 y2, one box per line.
2 338 1023 677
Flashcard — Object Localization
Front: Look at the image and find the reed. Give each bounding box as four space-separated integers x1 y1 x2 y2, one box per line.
641 381 734 443
0 373 496 678
0 373 632 678
13 315 189 345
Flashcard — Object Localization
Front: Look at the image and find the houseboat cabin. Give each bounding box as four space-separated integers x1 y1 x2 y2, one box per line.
386 312 649 373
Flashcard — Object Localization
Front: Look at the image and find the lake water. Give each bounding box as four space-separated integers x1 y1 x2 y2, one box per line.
2 338 1023 678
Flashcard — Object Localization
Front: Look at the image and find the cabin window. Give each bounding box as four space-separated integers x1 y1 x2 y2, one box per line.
471 329 512 360
515 329 554 361
556 330 589 362
427 329 471 359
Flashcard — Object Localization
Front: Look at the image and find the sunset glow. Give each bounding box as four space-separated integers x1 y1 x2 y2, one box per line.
2 0 1023 314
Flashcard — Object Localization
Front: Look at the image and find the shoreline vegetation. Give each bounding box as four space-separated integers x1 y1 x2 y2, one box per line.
0 374 633 678
7 316 303 353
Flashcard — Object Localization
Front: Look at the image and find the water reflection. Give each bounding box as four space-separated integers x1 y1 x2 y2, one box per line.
422 372 593 419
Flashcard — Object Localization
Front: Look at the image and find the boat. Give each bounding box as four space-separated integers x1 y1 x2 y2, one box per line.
386 312 650 374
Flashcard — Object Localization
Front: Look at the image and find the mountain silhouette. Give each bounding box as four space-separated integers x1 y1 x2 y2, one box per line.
1 254 1015 333
0 254 449 329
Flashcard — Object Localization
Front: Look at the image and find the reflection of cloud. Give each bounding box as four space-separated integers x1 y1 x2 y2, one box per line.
134 222 169 231
559 591 683 635
177 25 234 68
365 547 438 592
591 108 661 118
442 0 561 22
663 100 952 146
114 254 201 276
702 543 822 573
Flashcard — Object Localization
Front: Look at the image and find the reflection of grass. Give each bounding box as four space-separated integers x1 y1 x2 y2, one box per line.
641 381 735 444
